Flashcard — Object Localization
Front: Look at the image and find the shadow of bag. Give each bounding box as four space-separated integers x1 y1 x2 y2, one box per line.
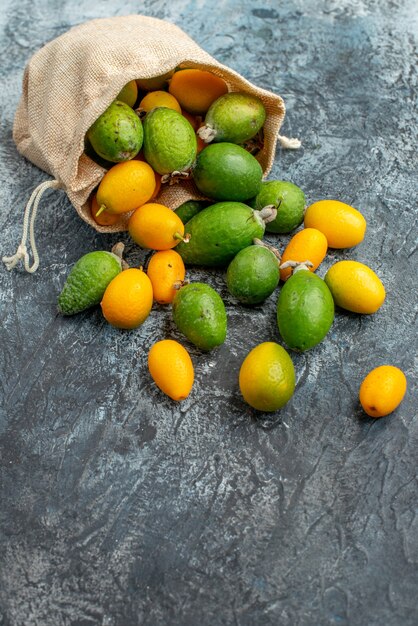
5 15 291 272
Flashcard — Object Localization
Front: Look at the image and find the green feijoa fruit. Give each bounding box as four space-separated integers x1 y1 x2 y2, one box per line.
143 107 197 175
176 202 272 267
276 270 334 351
192 143 263 202
252 180 306 234
116 80 138 108
58 250 123 315
226 245 280 305
84 137 113 170
174 200 208 225
198 93 266 145
172 283 227 351
87 101 143 163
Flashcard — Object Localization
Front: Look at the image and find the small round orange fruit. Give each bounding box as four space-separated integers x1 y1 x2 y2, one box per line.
280 228 328 281
91 193 120 226
304 200 366 248
96 161 156 215
169 69 228 115
147 250 186 304
139 90 182 114
101 268 153 329
148 339 194 401
359 365 407 418
129 203 187 250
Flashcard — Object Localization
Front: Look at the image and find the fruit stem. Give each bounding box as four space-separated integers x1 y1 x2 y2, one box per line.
197 125 217 143
95 204 107 217
161 171 191 185
253 238 281 260
259 206 277 224
174 232 191 243
173 279 189 290
280 260 314 274
111 242 129 269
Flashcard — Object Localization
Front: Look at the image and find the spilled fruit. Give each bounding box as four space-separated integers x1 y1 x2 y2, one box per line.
252 180 306 234
277 266 334 351
172 282 227 350
101 268 153 329
226 244 280 305
58 246 123 315
176 202 275 267
147 250 186 304
304 199 367 248
359 365 407 418
239 342 296 412
148 339 194 401
193 143 263 201
324 260 385 314
280 228 328 281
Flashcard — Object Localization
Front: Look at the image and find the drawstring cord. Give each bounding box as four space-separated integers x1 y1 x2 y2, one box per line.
2 179 60 273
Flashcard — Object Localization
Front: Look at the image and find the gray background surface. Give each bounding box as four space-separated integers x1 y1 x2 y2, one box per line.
0 1 417 625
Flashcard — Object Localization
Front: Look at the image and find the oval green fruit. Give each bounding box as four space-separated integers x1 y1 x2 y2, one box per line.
227 245 280 305
58 251 122 315
116 80 138 108
198 93 266 144
252 180 306 233
192 143 263 201
143 107 197 175
176 202 266 267
87 100 143 163
172 283 227 351
174 200 208 225
277 270 334 351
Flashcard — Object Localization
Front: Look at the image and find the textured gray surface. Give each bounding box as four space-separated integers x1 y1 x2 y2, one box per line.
0 1 417 625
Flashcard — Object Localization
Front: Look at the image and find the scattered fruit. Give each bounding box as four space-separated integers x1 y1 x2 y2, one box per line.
193 143 263 201
304 199 367 248
359 365 407 418
117 80 138 107
101 268 153 329
226 244 280 305
280 228 328 281
96 160 156 215
176 202 274 267
87 100 143 162
172 282 227 350
58 247 123 315
324 260 385 314
147 250 186 304
252 180 306 234
277 267 334 351
198 93 266 145
169 69 228 115
143 107 197 175
138 91 181 114
148 339 194 401
128 203 187 250
239 342 296 412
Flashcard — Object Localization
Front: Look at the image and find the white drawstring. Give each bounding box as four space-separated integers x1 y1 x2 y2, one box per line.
277 134 302 150
2 179 60 273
